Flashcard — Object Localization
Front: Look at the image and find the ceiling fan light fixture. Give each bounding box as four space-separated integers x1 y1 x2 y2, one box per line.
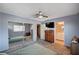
38 11 43 15
35 11 48 19
38 15 43 18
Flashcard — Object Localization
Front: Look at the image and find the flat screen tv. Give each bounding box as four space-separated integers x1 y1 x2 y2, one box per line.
46 22 54 28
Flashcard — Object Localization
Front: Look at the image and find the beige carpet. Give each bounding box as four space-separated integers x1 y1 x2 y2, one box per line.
8 43 57 55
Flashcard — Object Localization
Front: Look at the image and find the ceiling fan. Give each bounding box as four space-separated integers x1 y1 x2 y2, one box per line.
35 11 48 19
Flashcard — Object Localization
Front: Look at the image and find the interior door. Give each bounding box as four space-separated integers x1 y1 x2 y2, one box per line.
37 24 40 38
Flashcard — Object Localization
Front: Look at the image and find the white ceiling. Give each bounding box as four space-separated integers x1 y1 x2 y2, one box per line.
0 3 79 21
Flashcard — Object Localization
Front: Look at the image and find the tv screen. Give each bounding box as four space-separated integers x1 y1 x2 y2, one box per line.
46 22 54 28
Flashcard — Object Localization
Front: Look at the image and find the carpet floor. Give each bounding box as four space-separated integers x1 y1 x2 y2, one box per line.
8 43 57 55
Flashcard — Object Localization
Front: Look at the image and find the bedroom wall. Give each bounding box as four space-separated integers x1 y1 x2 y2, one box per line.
64 15 79 46
43 14 79 47
0 13 9 51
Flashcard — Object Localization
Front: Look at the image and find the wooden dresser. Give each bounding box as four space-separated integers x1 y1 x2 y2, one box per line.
45 30 54 43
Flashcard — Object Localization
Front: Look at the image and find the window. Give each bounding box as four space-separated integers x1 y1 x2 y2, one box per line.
14 25 25 32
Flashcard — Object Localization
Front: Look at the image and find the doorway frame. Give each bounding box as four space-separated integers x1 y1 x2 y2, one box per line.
37 24 41 39
54 21 65 45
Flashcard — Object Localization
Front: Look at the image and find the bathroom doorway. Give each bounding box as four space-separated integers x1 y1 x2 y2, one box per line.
55 21 64 45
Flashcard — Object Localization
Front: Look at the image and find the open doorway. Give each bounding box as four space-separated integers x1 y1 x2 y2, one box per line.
37 24 40 40
55 21 64 45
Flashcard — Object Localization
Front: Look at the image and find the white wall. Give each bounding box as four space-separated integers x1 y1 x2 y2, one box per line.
31 24 37 41
40 24 45 40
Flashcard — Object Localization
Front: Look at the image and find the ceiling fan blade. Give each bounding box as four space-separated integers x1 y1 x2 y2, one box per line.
43 15 48 18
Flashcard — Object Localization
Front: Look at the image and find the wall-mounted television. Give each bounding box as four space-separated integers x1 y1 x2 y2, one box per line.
45 22 54 28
